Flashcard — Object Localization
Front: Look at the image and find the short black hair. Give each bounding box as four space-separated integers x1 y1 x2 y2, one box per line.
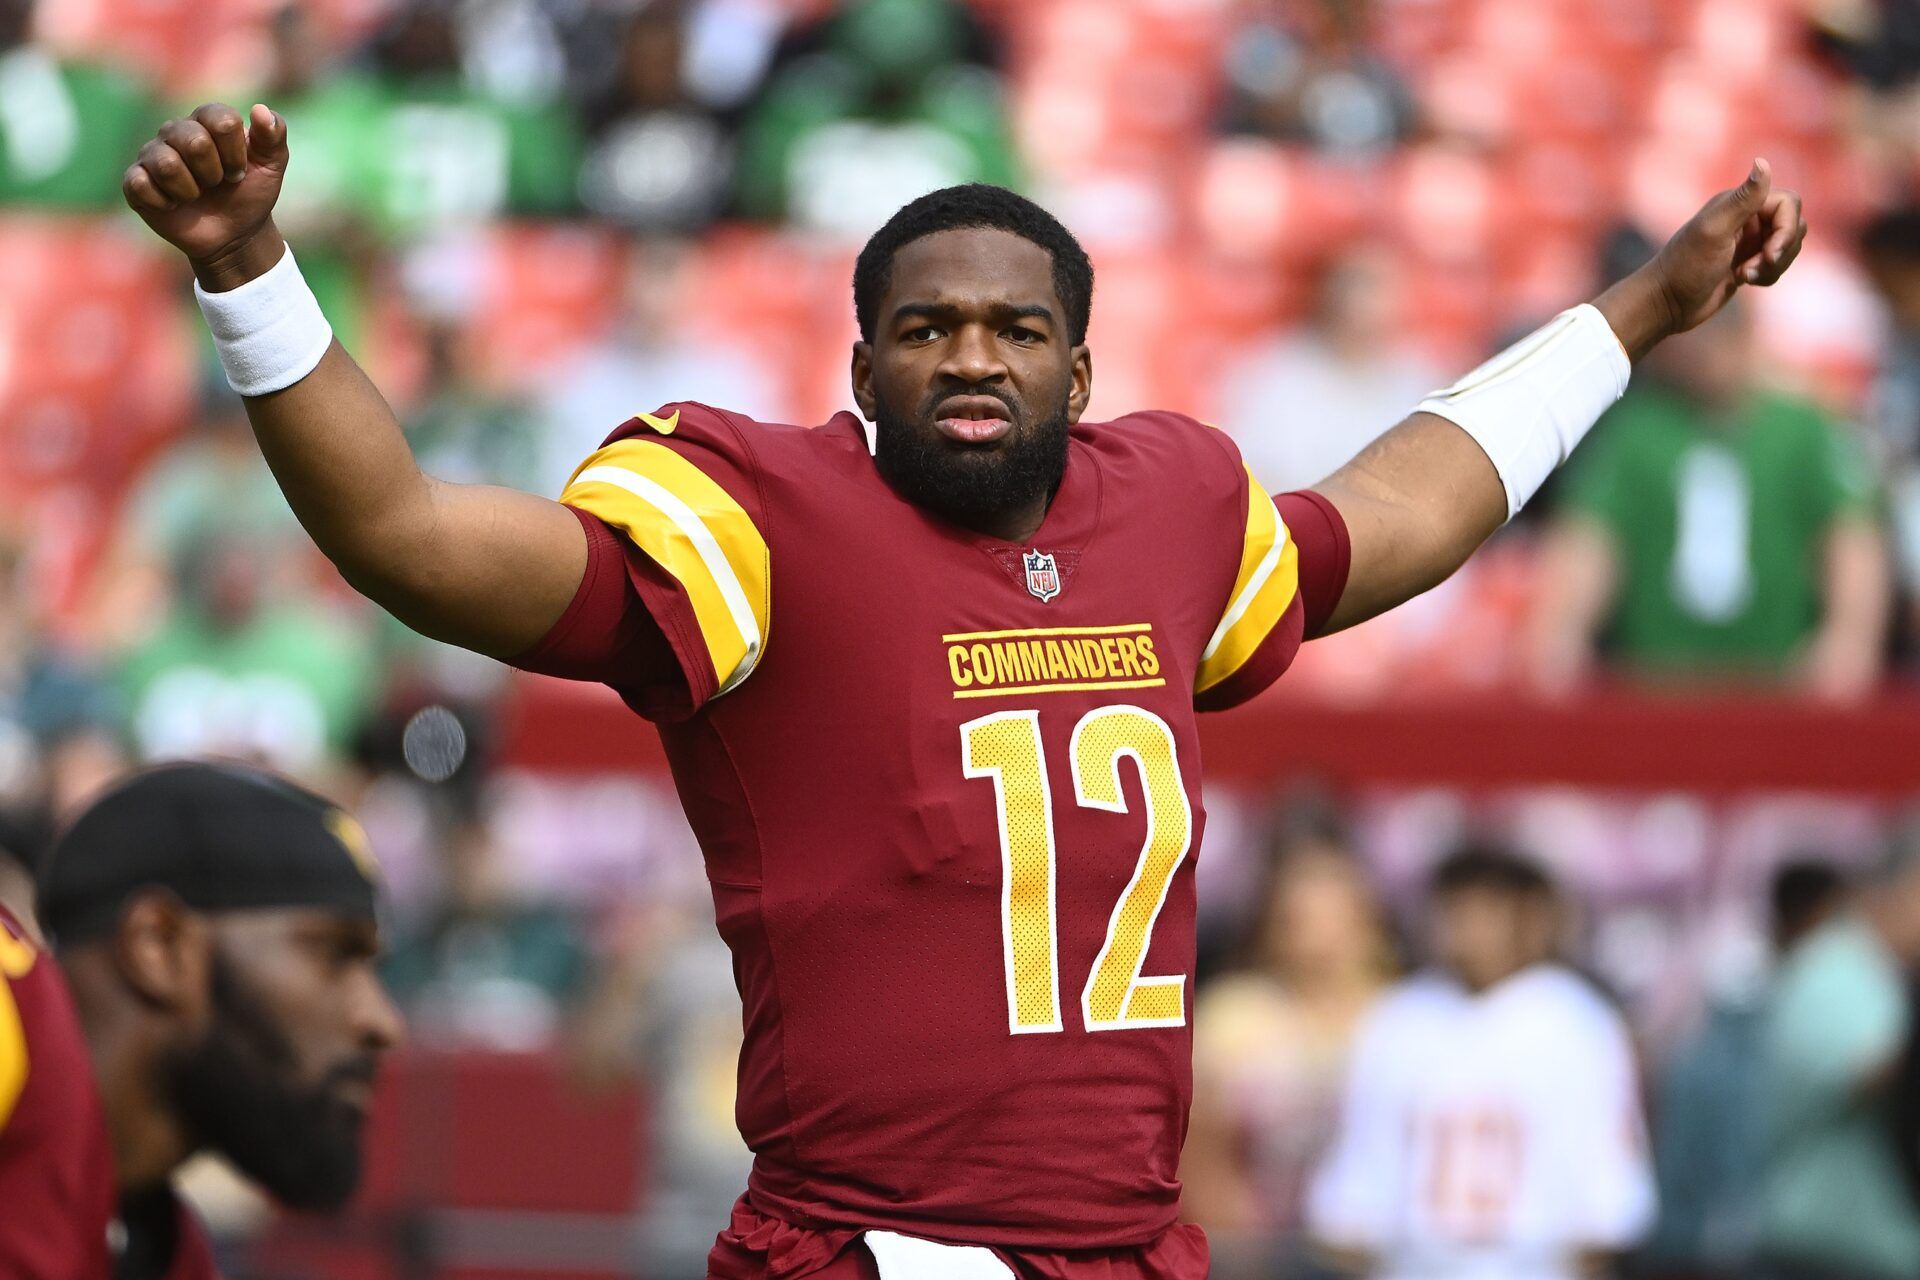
853 184 1095 345
1770 857 1844 938
1429 842 1554 899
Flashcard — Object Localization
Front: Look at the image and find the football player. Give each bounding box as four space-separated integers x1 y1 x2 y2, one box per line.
119 101 1802 1279
0 762 401 1279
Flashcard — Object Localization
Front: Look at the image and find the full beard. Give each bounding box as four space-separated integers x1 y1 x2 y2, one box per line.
163 954 375 1213
873 387 1072 532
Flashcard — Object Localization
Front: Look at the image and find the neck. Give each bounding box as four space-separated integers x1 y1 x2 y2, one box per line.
1863 901 1917 965
71 976 195 1194
1323 327 1376 365
959 496 1050 544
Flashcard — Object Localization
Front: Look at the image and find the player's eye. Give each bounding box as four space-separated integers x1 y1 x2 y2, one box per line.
903 325 942 343
1004 326 1043 345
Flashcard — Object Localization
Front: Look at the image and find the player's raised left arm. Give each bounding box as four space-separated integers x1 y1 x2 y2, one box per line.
1310 160 1807 635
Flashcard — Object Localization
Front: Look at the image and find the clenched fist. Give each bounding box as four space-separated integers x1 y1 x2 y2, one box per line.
124 102 290 290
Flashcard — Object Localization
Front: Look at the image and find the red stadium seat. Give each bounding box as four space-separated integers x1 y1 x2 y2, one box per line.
1192 142 1377 267
465 224 628 385
1389 145 1498 266
0 217 192 619
36 0 243 94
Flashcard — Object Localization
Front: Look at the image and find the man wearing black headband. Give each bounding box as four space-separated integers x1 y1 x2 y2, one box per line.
0 761 402 1279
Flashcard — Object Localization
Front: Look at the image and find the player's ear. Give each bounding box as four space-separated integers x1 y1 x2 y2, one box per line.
1067 344 1092 424
851 341 878 422
113 889 212 1017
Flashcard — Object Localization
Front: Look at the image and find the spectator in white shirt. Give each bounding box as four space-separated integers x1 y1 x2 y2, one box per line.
1309 845 1655 1280
1214 245 1442 494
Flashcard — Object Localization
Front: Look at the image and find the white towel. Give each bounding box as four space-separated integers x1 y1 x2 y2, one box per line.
863 1230 1016 1279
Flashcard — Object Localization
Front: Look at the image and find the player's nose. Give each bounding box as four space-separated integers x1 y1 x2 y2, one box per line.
937 321 1008 385
351 968 406 1053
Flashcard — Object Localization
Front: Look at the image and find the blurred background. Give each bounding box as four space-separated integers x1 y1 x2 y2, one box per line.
5 0 1920 1276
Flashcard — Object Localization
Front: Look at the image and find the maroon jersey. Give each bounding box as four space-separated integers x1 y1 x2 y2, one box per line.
0 905 218 1280
520 405 1348 1252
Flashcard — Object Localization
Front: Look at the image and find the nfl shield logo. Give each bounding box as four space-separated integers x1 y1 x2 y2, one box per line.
1023 550 1062 602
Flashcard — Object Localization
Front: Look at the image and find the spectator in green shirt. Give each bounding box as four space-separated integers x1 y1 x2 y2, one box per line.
115 528 377 778
1527 303 1891 699
1755 833 1920 1280
276 0 582 240
736 0 1018 236
0 0 154 209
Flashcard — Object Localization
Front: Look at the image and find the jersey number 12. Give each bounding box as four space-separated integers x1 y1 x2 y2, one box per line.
961 705 1192 1035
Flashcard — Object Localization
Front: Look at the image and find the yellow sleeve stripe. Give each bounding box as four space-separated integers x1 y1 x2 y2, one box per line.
1195 467 1301 694
0 976 26 1134
562 439 770 695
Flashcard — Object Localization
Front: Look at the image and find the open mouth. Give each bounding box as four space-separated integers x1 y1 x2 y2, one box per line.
933 395 1014 445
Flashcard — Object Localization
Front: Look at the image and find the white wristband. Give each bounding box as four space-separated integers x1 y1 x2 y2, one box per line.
193 243 334 397
1414 303 1631 520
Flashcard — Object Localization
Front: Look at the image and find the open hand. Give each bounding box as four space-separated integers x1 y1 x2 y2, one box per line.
123 103 289 270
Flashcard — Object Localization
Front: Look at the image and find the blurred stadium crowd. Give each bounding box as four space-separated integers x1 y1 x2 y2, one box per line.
7 0 1920 1276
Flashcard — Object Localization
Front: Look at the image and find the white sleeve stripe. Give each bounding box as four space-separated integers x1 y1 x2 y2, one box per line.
1201 522 1289 662
573 464 764 691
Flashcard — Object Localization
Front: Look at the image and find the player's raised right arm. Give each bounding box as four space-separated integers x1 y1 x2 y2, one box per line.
122 103 586 659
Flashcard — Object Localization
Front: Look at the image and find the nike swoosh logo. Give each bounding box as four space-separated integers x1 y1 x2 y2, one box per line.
638 410 680 435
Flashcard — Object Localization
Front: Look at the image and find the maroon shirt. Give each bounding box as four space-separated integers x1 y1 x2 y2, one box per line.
518 404 1349 1256
0 905 217 1280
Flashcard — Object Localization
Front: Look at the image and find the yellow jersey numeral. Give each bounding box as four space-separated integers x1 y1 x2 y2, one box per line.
961 704 1192 1035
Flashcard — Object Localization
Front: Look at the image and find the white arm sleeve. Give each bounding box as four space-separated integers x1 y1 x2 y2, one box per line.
1415 303 1632 520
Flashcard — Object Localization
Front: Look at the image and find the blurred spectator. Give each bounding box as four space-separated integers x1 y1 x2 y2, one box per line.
0 0 153 208
114 529 377 776
1641 859 1848 1280
384 808 590 1049
1810 0 1920 170
1859 207 1920 657
1308 844 1655 1279
1217 0 1418 156
736 0 1017 235
1755 831 1920 1280
538 235 779 488
0 523 118 751
1812 0 1920 89
88 391 309 655
1214 245 1441 492
1526 304 1890 699
575 1 734 232
281 0 582 239
1184 821 1395 1278
402 316 543 493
